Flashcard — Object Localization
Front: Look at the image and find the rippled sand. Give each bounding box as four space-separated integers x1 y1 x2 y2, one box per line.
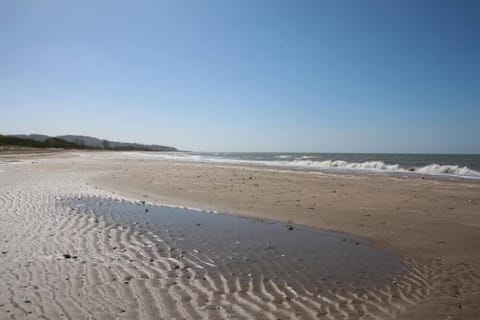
1 152 480 319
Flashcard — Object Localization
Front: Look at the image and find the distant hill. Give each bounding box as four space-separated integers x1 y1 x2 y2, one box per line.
58 135 177 151
1 134 177 152
0 135 87 150
12 134 51 142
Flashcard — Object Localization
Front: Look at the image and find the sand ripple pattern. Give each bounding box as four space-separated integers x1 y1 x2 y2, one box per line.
0 175 478 319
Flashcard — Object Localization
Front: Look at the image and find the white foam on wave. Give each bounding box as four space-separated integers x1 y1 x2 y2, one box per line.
415 164 480 176
292 160 401 171
291 160 480 178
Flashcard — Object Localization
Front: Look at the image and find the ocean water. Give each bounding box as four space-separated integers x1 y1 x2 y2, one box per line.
129 152 480 179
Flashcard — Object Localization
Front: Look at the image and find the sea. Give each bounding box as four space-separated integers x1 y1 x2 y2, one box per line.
127 152 480 180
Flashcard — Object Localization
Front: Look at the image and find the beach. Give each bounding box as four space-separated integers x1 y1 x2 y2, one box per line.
1 151 480 319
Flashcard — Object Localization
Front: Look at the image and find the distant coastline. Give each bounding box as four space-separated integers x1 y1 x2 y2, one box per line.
0 134 177 152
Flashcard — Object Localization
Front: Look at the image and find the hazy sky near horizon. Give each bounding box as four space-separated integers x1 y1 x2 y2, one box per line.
1 0 479 153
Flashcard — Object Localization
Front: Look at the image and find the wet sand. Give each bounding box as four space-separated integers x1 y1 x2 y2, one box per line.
1 151 480 319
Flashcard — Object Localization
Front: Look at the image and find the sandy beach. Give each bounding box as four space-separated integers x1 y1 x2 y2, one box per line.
1 151 480 319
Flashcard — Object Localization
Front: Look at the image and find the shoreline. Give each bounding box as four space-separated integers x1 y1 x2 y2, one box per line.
80 150 480 182
90 157 480 261
1 151 480 318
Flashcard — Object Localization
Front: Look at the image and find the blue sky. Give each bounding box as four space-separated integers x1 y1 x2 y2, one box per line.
1 0 479 153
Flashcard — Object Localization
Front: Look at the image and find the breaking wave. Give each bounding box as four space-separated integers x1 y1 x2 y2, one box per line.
415 164 480 176
290 160 480 178
292 160 401 171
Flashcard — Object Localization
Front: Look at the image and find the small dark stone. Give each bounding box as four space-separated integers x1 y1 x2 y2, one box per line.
63 254 72 259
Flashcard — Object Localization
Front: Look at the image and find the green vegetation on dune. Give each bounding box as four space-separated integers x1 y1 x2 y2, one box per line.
0 134 178 151
0 135 88 149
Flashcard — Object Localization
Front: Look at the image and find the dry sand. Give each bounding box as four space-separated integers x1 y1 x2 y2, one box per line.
1 151 480 319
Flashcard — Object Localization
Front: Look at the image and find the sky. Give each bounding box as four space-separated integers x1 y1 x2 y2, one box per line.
1 0 479 153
